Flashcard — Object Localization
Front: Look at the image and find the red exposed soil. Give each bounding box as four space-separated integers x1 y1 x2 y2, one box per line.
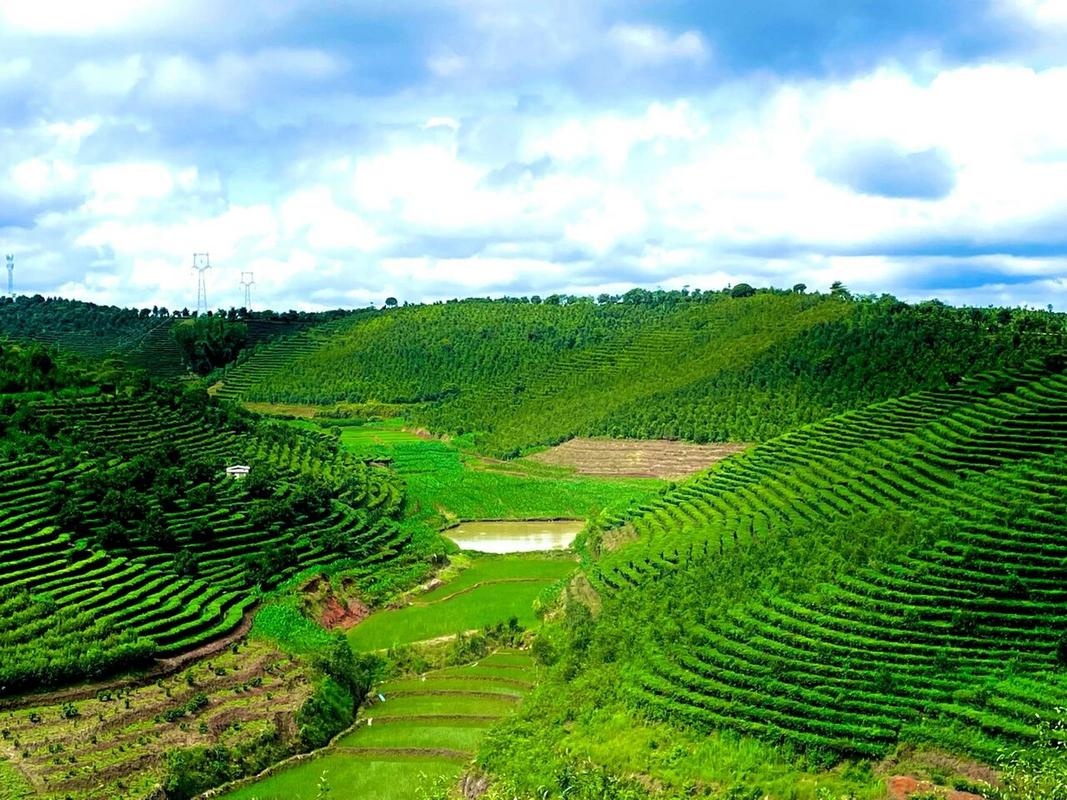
304 576 372 630
888 776 986 800
528 437 748 479
320 594 371 630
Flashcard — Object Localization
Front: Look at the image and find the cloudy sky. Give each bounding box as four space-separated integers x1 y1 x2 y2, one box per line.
2 1 1067 311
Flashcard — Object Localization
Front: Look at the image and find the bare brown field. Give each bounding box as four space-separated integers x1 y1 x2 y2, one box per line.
527 437 748 479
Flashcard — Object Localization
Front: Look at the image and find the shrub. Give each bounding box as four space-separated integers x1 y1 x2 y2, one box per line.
296 677 353 749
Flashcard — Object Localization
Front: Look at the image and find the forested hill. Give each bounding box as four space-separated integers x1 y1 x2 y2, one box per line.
229 289 1066 455
0 295 356 378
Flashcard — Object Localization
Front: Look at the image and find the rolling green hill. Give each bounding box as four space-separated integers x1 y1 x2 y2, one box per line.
0 383 439 694
2 288 1066 799
224 290 1064 456
0 296 359 379
476 358 1067 797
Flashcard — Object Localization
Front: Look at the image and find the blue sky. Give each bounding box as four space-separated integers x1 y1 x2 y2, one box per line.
1 0 1066 311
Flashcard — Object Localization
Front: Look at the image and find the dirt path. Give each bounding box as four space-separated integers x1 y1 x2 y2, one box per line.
0 604 258 711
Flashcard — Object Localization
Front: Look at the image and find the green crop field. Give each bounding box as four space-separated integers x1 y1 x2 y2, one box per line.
223 651 538 800
348 555 575 651
333 419 664 524
222 754 461 800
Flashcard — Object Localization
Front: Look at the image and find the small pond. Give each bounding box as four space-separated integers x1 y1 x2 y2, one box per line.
444 519 583 553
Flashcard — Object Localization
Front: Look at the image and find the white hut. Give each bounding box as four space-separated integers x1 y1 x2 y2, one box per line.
225 465 251 480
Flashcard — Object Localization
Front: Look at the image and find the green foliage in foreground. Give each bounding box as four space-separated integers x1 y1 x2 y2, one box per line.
297 675 356 749
990 711 1067 800
163 726 291 800
240 289 1065 456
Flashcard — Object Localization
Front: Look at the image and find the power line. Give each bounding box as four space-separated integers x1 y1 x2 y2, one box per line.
240 271 255 311
192 253 210 315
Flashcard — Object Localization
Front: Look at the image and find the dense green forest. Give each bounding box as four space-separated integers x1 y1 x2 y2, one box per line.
227 289 1065 455
0 295 360 379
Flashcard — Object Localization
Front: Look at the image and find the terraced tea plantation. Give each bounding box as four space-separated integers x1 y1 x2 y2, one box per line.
586 361 1067 760
214 293 1063 458
0 387 431 693
212 316 368 404
221 651 536 800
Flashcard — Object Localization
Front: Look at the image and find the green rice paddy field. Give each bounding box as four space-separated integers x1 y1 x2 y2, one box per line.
222 650 538 800
333 420 663 522
348 555 575 651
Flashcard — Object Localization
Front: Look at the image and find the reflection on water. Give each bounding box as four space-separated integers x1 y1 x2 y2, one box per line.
445 519 583 553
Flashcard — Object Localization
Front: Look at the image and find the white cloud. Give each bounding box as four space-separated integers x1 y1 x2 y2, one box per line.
85 162 178 215
281 188 383 252
9 158 79 201
4 13 1067 312
144 49 344 109
0 0 174 35
564 188 647 254
427 52 467 77
0 58 31 82
424 116 461 132
68 55 145 97
607 24 709 66
1002 0 1067 26
0 0 297 38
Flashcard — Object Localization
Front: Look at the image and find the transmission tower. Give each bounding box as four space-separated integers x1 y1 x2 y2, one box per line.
240 271 255 311
192 253 210 315
5 255 12 297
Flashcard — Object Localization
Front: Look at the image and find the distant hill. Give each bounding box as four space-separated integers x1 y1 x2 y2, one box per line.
0 296 358 379
218 289 1065 456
